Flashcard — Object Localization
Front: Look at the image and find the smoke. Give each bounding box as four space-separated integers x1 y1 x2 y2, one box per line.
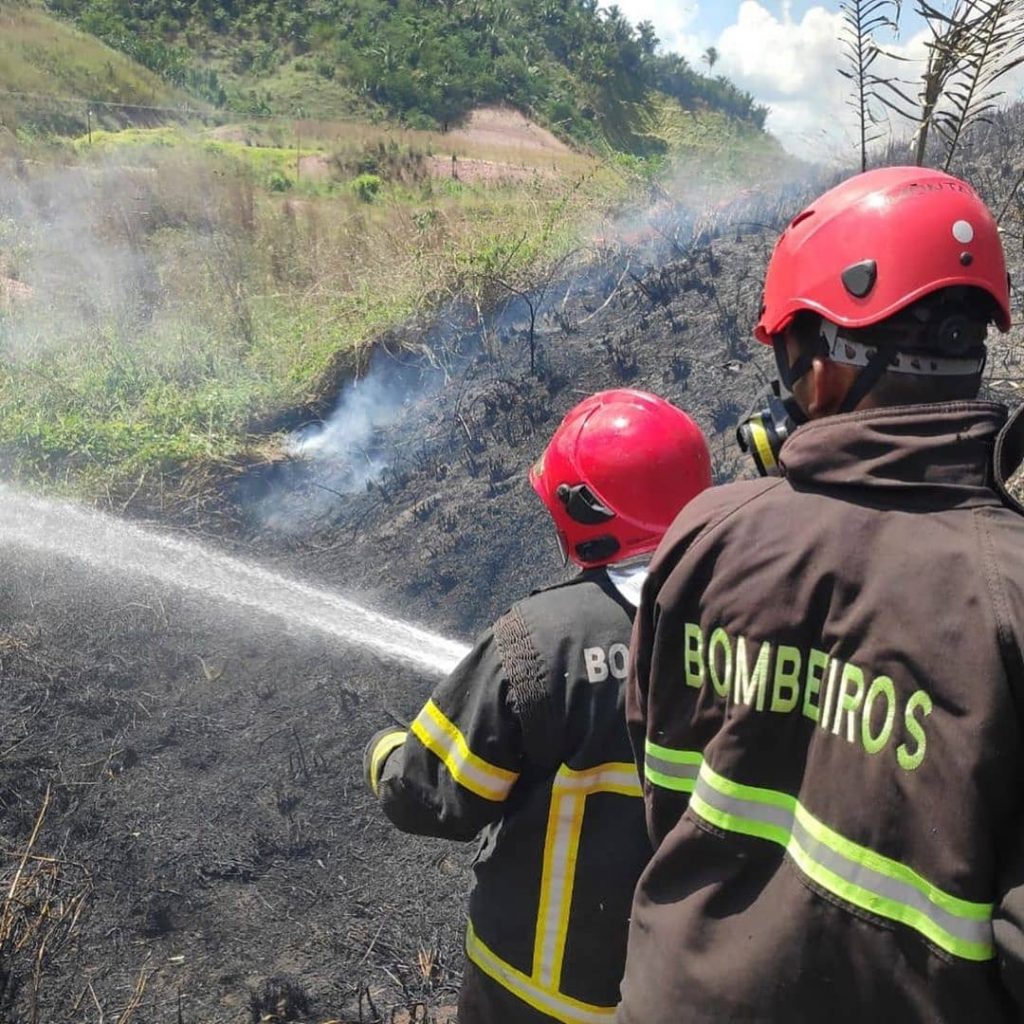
255 155 831 533
286 371 406 491
0 161 163 361
253 332 466 533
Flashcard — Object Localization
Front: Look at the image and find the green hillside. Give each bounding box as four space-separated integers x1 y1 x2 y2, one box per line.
0 2 187 133
39 0 768 152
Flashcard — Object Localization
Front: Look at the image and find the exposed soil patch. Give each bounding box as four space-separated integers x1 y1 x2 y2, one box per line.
0 274 32 311
426 154 558 184
204 125 257 145
446 106 571 156
297 154 333 180
0 254 32 312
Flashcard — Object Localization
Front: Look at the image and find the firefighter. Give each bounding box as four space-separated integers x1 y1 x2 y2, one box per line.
618 166 1024 1023
364 389 711 1024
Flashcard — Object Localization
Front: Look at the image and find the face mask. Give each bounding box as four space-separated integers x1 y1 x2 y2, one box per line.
735 382 805 477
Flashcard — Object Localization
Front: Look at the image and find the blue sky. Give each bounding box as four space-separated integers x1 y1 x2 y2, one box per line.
612 2 1024 157
696 1 923 34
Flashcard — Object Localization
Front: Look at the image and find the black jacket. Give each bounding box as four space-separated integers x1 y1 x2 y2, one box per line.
369 569 652 1024
619 403 1024 1023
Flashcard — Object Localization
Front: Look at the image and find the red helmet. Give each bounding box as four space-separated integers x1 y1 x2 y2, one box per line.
754 166 1012 345
529 389 711 568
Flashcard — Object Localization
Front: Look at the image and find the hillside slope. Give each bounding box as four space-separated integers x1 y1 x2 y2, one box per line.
0 2 186 133
41 0 768 151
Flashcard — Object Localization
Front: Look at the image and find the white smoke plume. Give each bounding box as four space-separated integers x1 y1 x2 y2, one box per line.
286 371 405 491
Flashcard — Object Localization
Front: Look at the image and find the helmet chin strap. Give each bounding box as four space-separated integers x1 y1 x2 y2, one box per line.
772 335 818 394
772 323 886 415
775 319 984 417
822 322 894 415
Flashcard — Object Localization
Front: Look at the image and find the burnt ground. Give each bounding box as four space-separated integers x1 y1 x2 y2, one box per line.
2 116 1024 1024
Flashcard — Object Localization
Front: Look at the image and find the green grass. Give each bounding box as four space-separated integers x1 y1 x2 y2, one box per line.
0 3 185 134
0 123 617 499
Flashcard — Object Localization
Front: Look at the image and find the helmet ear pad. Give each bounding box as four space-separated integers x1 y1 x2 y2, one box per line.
554 484 619 566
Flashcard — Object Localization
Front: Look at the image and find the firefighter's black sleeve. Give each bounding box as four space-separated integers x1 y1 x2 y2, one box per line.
625 585 652 795
367 626 523 842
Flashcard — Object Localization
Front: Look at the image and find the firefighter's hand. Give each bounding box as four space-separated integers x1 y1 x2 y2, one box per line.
364 727 408 797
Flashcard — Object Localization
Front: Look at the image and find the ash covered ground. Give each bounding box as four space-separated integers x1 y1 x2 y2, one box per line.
2 124 1024 1023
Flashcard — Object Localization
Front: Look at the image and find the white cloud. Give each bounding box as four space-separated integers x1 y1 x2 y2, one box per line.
617 1 1024 159
716 2 850 155
613 0 703 58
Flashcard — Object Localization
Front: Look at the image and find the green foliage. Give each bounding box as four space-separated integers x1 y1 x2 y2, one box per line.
0 5 183 134
42 0 768 150
351 172 382 202
0 132 623 494
267 170 292 192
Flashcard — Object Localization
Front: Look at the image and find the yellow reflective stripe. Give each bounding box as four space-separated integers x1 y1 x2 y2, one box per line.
692 762 995 961
554 761 642 798
410 699 518 801
533 763 642 992
466 920 616 1024
369 730 407 797
748 417 777 472
535 782 586 988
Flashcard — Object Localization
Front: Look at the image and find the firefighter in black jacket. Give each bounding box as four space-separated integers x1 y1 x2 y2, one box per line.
364 388 712 1024
619 168 1024 1022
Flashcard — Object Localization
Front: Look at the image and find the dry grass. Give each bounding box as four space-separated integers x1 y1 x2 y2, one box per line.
0 787 97 1023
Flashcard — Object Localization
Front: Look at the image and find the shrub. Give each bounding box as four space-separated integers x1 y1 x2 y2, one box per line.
351 172 382 202
267 171 292 192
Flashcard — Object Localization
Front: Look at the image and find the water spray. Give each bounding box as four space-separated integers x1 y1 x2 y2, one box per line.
0 487 469 677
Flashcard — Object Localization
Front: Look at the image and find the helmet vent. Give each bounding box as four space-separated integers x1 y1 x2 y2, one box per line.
841 259 877 298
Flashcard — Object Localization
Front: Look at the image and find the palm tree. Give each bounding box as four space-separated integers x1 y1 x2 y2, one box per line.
637 19 659 57
702 45 719 71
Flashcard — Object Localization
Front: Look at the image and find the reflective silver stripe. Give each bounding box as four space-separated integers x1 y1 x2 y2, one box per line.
643 740 701 792
534 763 641 990
410 699 519 801
690 764 994 961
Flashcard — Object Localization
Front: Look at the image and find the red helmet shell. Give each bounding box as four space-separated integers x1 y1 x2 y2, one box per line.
754 166 1012 345
529 389 712 568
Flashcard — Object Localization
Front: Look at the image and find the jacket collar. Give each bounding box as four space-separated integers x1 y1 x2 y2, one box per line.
779 401 1008 508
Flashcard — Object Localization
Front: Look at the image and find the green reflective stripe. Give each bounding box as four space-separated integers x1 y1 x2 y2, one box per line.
644 739 702 793
692 763 994 962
